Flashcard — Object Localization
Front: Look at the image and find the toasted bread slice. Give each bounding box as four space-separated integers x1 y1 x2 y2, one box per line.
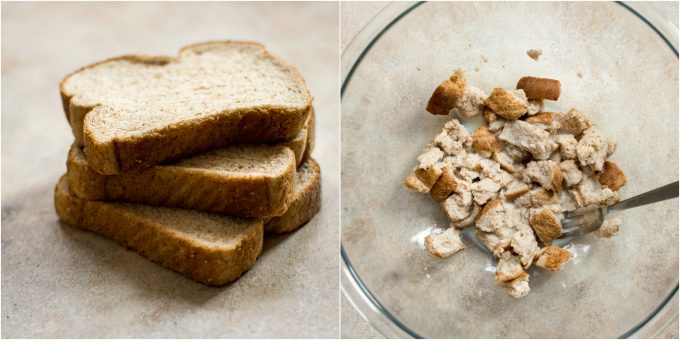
264 158 321 233
54 176 263 286
61 41 312 174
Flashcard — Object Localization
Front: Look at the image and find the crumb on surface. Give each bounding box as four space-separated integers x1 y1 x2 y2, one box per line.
527 49 542 61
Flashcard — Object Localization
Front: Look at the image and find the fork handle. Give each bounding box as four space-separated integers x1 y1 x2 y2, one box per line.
608 181 679 213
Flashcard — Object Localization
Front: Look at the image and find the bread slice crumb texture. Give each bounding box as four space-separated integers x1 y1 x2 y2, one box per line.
62 42 311 140
172 144 294 177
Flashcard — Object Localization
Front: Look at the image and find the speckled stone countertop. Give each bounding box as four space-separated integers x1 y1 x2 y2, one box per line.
1 2 339 338
340 1 678 339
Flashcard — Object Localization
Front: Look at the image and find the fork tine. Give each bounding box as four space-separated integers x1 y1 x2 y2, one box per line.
566 210 583 218
561 217 584 229
561 228 582 238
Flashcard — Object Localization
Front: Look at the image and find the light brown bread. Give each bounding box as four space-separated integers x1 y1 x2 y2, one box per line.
516 76 561 101
472 125 500 157
60 41 312 175
66 144 297 218
264 158 321 234
483 88 528 119
430 165 459 202
529 208 563 245
54 176 263 286
535 246 572 271
280 107 314 166
599 161 627 191
427 70 466 115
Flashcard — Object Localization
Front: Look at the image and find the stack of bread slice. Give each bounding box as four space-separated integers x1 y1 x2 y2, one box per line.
54 41 321 285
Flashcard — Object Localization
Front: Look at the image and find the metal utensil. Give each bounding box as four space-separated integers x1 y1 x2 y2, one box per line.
464 181 679 256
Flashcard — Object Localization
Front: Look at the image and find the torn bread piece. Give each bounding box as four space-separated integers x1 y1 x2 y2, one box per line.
427 69 466 115
441 186 474 222
505 272 530 298
454 86 487 119
526 100 543 116
575 175 620 207
511 227 540 268
524 160 563 192
499 120 556 160
599 161 627 191
484 88 528 119
595 218 621 238
451 204 481 229
529 208 563 244
516 76 561 101
434 119 470 155
415 166 443 190
488 119 507 132
493 150 517 173
482 107 497 123
504 143 530 162
525 112 560 132
426 227 466 258
495 251 525 283
470 178 501 205
554 133 577 160
404 172 430 193
561 108 592 135
472 125 500 157
559 160 583 187
415 146 445 188
477 226 515 258
430 165 460 202
515 187 561 208
475 198 505 232
502 180 531 200
479 158 515 188
576 126 616 172
535 246 573 271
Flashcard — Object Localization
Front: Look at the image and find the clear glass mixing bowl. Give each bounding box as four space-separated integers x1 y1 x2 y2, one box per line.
341 2 678 338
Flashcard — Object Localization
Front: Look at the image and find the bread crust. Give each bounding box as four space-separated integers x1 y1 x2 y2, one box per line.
54 176 263 286
415 165 443 189
264 158 322 234
430 165 459 202
529 208 563 245
535 246 572 271
516 76 561 101
483 88 528 119
599 161 626 191
472 125 500 157
61 41 312 175
426 70 466 115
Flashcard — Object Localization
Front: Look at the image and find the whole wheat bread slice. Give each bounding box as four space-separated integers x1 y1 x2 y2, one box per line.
265 158 321 233
67 144 296 218
61 41 312 175
54 176 263 285
65 111 314 217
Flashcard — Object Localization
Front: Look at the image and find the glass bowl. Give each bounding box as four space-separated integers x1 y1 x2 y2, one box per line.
341 2 678 338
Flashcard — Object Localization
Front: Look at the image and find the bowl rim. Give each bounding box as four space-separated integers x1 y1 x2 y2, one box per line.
340 1 679 338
